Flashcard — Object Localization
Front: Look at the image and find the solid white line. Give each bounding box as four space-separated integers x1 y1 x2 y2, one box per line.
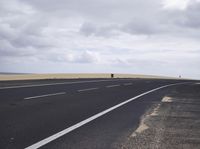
106 84 120 88
78 88 99 92
0 79 131 90
25 82 189 149
124 83 132 86
24 92 66 100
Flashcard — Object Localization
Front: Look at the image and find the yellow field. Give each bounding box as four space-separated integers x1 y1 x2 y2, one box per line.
0 73 179 81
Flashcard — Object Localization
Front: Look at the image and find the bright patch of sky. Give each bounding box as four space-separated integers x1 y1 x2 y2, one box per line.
162 0 190 10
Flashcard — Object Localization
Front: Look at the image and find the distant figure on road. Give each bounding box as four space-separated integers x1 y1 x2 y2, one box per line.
179 75 181 78
111 73 114 78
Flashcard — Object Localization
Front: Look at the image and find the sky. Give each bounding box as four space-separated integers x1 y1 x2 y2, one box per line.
0 0 200 79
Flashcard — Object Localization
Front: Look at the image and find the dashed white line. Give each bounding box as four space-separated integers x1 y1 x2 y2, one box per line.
24 92 66 100
124 83 132 86
106 84 120 88
0 79 135 90
195 83 200 85
25 82 190 149
0 79 110 90
78 88 99 92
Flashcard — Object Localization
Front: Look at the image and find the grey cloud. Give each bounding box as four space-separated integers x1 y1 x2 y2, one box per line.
0 40 36 57
157 1 200 37
74 50 100 63
0 1 54 60
38 50 101 64
0 0 200 79
177 3 200 28
2 0 200 38
0 40 18 57
0 23 17 40
3 0 200 40
79 23 97 36
20 0 160 19
121 19 160 35
79 22 120 37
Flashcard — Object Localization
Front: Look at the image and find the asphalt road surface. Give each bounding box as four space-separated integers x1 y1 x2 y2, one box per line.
0 78 199 149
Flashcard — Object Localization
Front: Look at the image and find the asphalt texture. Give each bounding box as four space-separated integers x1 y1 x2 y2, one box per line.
0 78 199 149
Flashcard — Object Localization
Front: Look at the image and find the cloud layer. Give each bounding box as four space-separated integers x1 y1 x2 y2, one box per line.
0 0 200 78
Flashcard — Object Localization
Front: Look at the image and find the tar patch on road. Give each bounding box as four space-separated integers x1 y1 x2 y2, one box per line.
122 83 200 149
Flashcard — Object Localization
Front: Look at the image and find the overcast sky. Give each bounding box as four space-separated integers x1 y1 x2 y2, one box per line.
0 0 200 79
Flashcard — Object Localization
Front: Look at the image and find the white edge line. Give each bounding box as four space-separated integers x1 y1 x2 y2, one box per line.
25 82 189 149
106 84 120 88
24 92 66 100
78 88 99 92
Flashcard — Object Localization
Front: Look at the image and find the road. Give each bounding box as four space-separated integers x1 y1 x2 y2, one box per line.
0 78 198 149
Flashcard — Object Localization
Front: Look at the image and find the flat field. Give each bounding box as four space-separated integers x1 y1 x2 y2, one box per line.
0 73 177 81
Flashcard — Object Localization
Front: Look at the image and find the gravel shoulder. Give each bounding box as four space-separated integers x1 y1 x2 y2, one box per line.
122 83 200 149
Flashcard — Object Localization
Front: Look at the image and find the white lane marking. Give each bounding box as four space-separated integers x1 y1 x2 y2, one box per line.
25 82 189 149
124 83 132 86
195 83 200 85
24 92 66 100
78 88 99 92
0 79 132 90
106 84 120 88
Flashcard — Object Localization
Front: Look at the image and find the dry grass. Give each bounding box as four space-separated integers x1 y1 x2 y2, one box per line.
0 73 178 81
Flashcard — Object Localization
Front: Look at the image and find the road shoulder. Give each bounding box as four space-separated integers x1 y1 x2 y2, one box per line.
122 83 200 149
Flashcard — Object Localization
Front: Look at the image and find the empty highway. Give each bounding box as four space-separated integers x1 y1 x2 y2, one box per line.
0 78 199 149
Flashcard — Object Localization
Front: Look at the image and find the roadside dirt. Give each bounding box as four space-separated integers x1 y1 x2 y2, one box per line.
121 83 200 149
